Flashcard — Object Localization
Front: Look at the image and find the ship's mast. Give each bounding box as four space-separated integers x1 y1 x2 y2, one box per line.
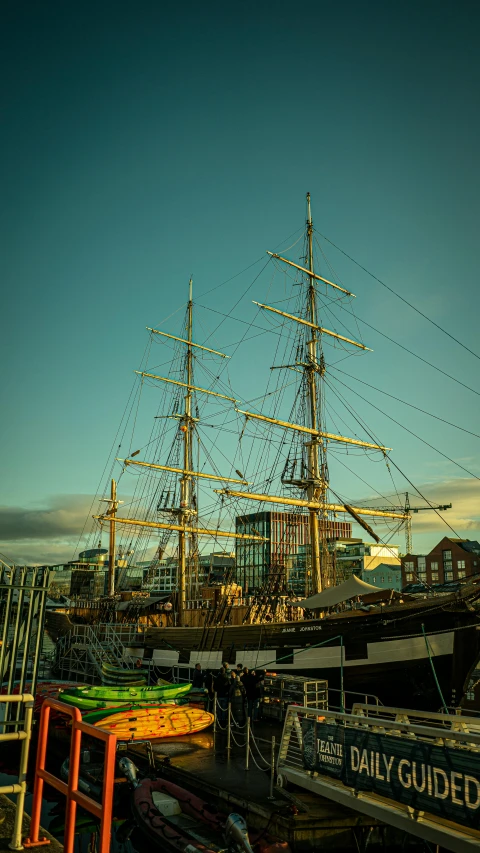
305 193 327 594
178 278 195 625
107 478 117 597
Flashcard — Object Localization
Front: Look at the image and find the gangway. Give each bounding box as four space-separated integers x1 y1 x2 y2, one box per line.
276 704 480 853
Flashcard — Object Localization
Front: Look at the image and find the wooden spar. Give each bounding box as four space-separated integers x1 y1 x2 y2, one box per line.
147 327 229 358
93 514 268 539
135 371 238 402
214 488 408 520
235 408 390 452
267 251 355 297
344 504 380 542
253 302 371 351
119 458 249 484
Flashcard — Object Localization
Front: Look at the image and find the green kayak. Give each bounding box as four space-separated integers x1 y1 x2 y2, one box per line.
58 692 132 711
82 702 164 724
101 676 147 687
60 682 192 703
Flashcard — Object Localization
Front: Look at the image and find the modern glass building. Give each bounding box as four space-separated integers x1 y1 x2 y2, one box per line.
235 511 351 594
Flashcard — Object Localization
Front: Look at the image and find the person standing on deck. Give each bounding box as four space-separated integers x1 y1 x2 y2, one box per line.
229 671 246 727
254 670 265 721
244 669 258 721
192 663 204 689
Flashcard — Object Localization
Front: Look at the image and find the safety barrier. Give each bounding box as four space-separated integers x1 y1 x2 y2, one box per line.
0 693 35 851
277 703 480 853
24 699 117 853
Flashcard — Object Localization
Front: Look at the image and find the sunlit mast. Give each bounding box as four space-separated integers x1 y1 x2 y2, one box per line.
96 281 265 624
178 278 197 625
217 193 408 598
305 192 326 593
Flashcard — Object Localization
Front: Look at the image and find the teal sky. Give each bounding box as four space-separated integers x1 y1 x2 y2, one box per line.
1 0 480 564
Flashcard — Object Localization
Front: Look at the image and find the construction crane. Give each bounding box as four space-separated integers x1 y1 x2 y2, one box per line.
403 492 452 554
377 492 452 554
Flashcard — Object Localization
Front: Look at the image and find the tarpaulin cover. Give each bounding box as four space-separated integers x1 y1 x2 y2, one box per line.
293 573 382 609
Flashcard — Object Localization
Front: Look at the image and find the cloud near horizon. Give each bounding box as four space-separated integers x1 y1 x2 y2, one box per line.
0 495 99 565
1 477 479 565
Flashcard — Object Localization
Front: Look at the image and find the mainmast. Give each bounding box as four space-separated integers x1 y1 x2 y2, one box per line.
305 193 326 594
178 278 196 626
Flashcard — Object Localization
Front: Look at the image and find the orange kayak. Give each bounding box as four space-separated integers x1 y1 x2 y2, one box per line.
93 705 213 739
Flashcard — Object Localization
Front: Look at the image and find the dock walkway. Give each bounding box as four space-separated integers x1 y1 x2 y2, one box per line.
128 720 387 852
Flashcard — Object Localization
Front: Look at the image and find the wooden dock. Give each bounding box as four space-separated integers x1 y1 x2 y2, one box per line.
126 725 403 852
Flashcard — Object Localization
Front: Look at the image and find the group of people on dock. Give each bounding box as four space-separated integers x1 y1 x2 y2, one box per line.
192 662 265 725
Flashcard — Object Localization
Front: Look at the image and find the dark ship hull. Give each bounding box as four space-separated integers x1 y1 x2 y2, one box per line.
141 589 480 710
45 586 480 710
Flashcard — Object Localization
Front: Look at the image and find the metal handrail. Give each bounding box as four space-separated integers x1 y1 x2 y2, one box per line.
328 686 382 710
25 699 117 853
282 703 480 747
0 694 35 851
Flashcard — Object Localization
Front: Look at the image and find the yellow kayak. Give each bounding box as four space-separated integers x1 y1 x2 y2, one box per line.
93 705 213 739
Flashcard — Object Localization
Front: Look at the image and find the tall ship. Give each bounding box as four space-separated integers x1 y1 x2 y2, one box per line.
46 195 480 709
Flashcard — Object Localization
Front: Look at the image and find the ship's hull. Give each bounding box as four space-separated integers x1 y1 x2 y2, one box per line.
46 590 480 710
141 594 480 710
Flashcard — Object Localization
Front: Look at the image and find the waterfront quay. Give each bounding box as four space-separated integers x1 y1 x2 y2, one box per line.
127 721 388 852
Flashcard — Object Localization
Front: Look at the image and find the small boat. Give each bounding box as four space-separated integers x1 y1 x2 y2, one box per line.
93 705 214 739
60 682 192 703
120 759 290 853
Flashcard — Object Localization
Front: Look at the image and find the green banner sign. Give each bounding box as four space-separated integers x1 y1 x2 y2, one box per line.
302 720 480 829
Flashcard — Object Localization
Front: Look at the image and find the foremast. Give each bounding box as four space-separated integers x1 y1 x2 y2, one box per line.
95 280 266 625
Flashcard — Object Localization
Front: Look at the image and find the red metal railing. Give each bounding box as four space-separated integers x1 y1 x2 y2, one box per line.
24 699 117 853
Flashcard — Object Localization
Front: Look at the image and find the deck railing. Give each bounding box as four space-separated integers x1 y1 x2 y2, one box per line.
0 693 35 851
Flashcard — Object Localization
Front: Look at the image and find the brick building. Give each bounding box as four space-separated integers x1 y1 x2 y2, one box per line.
401 537 480 587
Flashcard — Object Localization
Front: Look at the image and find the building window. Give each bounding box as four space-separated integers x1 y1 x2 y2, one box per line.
458 570 466 579
430 561 438 571
404 561 414 571
418 557 426 570
443 550 452 562
431 572 439 581
406 572 414 582
444 571 453 582
457 560 466 569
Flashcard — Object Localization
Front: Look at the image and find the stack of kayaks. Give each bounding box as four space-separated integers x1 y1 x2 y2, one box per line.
101 662 148 686
58 682 193 713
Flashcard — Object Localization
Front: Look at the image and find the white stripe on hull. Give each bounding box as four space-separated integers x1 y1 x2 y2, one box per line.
148 630 455 672
274 630 455 670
